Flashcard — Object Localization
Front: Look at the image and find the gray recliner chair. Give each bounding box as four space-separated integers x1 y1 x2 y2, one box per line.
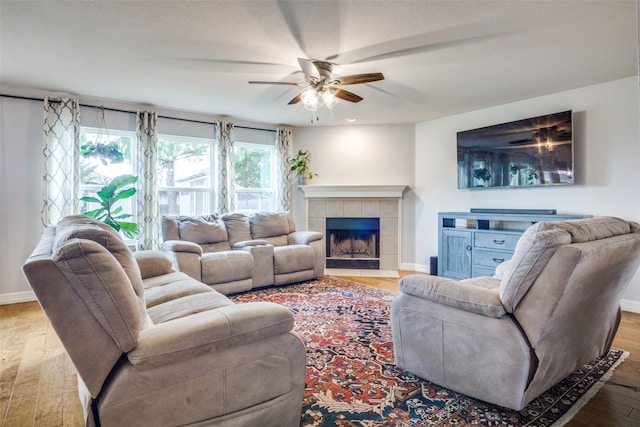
23 215 306 426
391 216 640 410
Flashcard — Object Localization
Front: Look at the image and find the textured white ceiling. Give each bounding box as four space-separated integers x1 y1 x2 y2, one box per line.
1 1 637 127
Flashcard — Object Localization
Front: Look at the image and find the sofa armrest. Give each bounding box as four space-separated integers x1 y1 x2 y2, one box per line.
161 240 203 255
127 302 295 369
232 239 268 249
134 250 175 279
288 231 323 245
398 274 506 318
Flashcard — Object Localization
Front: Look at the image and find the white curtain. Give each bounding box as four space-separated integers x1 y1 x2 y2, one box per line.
275 127 293 211
136 110 161 249
217 121 235 213
41 96 80 226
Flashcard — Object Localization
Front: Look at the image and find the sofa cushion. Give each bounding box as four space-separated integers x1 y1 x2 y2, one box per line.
201 251 254 285
399 274 506 318
536 216 634 243
273 245 314 274
249 211 291 239
142 271 234 324
52 215 148 316
222 212 252 246
176 215 229 245
53 239 145 352
134 250 174 279
499 225 571 312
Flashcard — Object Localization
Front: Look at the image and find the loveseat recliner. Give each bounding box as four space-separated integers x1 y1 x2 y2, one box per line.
161 211 325 294
391 216 640 410
22 215 306 426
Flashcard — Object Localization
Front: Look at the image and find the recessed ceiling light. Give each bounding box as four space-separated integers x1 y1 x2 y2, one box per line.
346 118 357 122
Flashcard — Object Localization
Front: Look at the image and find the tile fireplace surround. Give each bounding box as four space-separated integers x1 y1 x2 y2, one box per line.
299 185 409 272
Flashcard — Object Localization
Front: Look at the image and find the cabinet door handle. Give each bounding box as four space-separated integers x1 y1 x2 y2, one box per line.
466 245 472 251
492 257 505 263
493 239 505 244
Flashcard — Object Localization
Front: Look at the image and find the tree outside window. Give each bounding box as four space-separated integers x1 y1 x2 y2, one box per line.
233 142 275 212
157 136 213 216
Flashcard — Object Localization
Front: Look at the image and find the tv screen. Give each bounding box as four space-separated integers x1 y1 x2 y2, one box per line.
457 110 573 189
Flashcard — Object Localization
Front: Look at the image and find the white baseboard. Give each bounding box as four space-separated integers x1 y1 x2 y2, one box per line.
0 290 36 305
400 262 429 273
620 299 640 314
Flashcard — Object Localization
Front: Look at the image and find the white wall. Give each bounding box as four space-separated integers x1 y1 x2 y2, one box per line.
414 76 640 308
0 97 45 302
291 124 416 266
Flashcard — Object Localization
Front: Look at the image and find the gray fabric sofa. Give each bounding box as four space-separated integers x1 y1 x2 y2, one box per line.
22 215 306 427
391 216 640 410
161 211 325 294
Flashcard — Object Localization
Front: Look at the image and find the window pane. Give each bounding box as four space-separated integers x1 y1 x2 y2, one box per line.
233 142 276 212
235 190 273 211
157 139 211 188
80 129 134 185
159 190 211 216
234 145 272 189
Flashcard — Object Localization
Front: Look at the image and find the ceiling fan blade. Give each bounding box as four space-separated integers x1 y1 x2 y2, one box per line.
249 81 301 85
327 26 512 65
333 89 363 103
288 93 303 105
298 58 320 80
335 73 385 85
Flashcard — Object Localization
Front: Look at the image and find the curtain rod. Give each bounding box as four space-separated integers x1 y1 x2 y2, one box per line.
0 94 277 132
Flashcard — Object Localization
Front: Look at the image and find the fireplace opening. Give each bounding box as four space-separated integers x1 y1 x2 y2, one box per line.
326 217 380 269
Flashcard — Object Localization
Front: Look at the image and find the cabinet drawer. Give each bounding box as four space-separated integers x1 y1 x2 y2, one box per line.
474 232 519 251
473 249 511 268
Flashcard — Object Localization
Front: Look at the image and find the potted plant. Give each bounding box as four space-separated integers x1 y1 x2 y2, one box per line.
290 149 318 185
80 174 141 239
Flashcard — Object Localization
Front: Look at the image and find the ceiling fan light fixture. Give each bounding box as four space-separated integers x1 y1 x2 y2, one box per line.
301 88 318 111
322 89 338 109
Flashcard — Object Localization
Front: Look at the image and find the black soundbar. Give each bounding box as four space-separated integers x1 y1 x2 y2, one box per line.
470 208 557 215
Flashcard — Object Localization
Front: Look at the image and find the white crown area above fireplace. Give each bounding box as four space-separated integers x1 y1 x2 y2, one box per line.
299 185 409 273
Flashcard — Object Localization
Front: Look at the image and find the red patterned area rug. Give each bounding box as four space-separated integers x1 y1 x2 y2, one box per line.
229 276 627 426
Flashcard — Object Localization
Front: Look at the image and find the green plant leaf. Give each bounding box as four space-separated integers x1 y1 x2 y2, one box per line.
112 213 132 220
97 186 115 201
118 222 141 239
104 217 120 231
111 175 138 189
83 207 106 218
80 196 101 204
113 187 136 202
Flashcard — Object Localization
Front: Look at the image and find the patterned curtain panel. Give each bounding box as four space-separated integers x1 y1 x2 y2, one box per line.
217 121 235 213
41 96 80 226
136 110 161 249
275 127 293 211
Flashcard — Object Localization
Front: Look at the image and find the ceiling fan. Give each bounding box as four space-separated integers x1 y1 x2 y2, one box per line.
249 58 384 111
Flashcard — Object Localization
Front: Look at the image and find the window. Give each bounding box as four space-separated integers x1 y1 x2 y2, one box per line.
79 127 136 223
233 141 276 212
157 135 214 216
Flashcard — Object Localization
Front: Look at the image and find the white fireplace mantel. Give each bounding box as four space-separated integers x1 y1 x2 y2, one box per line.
299 185 409 199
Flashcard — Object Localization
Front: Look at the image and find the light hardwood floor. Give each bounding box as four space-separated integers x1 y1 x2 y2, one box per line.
1 273 639 426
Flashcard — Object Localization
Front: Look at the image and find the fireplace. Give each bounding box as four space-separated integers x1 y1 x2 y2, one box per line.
326 217 380 269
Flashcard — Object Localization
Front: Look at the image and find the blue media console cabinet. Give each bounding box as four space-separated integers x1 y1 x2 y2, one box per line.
437 211 590 279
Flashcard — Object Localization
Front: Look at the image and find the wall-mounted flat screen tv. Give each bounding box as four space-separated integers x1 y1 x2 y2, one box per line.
457 110 573 189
